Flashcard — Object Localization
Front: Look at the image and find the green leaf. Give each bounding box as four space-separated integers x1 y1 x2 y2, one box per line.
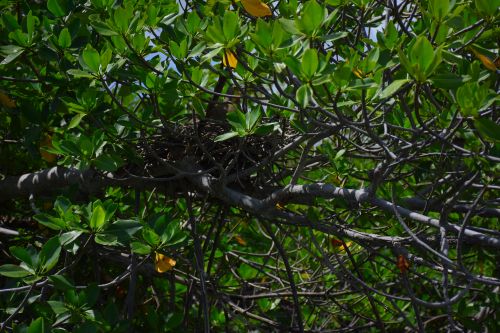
161 12 181 26
425 45 442 77
100 48 113 70
189 42 205 58
146 5 159 26
67 69 94 78
142 228 161 247
82 45 101 73
296 84 312 108
39 236 61 273
54 196 71 214
131 242 152 255
429 0 451 20
162 221 186 245
475 0 500 16
397 48 415 77
429 74 466 89
94 153 124 172
410 36 434 77
10 246 34 268
280 18 301 35
362 47 380 73
90 20 118 36
26 11 35 44
377 79 411 99
456 82 488 117
302 48 319 79
186 11 201 34
214 131 239 142
114 6 133 32
28 317 50 333
8 30 28 47
47 0 67 17
299 0 324 35
57 134 80 157
68 113 86 129
284 56 302 77
238 263 258 279
381 21 398 49
346 78 377 91
223 11 239 42
252 19 273 51
48 275 75 290
0 45 24 65
3 13 20 30
94 233 119 246
60 231 83 245
474 118 500 141
311 74 332 86
320 31 348 42
206 18 225 44
0 264 32 277
58 28 72 48
105 219 142 237
246 109 261 131
34 213 66 230
47 300 68 316
227 110 247 130
90 205 106 231
170 40 188 59
254 122 280 136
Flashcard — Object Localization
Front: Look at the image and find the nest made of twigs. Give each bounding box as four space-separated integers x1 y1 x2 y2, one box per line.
140 119 283 177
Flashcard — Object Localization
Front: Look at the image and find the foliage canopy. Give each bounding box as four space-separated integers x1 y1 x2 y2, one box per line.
0 0 499 331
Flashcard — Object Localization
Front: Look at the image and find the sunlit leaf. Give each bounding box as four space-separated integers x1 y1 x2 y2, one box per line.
470 48 497 71
241 0 272 17
222 49 238 68
155 252 176 273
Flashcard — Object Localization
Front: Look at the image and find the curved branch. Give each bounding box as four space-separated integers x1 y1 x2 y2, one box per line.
1 167 499 250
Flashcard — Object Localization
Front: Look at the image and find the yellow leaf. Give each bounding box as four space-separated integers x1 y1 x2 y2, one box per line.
275 202 285 210
222 49 238 68
241 0 272 17
40 134 57 163
340 241 352 252
155 252 176 273
471 48 497 71
353 68 364 78
331 239 352 252
0 91 16 108
234 235 247 246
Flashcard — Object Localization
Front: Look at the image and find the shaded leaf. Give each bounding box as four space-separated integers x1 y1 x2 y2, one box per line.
58 28 71 48
474 118 500 141
377 79 410 99
47 0 67 17
0 264 32 278
39 237 61 273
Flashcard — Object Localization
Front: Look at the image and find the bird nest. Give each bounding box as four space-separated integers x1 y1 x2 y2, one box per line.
140 120 284 180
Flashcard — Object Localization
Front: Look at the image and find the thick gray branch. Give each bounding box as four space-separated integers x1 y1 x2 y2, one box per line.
1 167 499 249
191 179 500 250
0 167 172 202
